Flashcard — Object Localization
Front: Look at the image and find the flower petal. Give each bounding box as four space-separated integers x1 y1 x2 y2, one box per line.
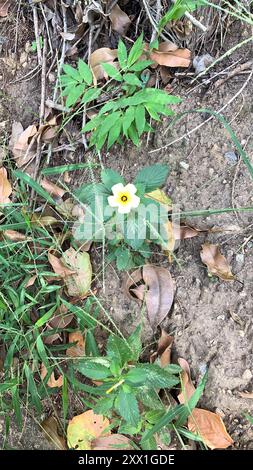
131 195 140 208
124 183 137 195
108 195 119 207
117 204 132 214
111 183 124 196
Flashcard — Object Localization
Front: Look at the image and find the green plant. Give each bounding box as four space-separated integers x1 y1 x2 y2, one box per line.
158 0 206 31
60 35 181 150
74 163 172 270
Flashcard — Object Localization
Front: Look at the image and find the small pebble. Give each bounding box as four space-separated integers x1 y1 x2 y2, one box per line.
217 314 225 320
236 253 244 266
224 151 238 165
179 161 189 170
193 54 214 74
242 369 252 381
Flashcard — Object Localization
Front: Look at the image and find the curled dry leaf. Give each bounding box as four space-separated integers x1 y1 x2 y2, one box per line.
66 331 85 357
90 47 118 82
177 357 196 403
109 4 131 36
150 41 191 68
150 330 173 367
62 248 92 298
41 416 67 450
67 410 110 450
49 304 74 330
48 251 76 277
200 243 235 281
188 409 234 450
239 391 253 399
40 364 63 388
0 167 12 204
9 122 37 167
3 230 27 241
0 0 12 17
25 274 37 288
41 178 65 199
92 434 133 450
126 265 174 331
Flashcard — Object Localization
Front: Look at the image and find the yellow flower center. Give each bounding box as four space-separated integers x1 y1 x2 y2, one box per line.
121 195 128 203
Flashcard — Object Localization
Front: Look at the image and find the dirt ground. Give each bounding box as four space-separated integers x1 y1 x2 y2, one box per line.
0 6 253 450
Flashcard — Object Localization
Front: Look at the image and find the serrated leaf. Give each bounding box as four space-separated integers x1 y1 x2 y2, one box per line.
115 390 140 426
81 88 101 104
62 64 82 81
75 359 111 380
102 63 122 81
125 363 179 389
128 123 139 146
129 60 154 72
115 245 133 271
107 119 122 149
101 169 124 190
134 164 169 191
107 334 133 366
78 59 93 85
122 106 135 136
100 112 122 137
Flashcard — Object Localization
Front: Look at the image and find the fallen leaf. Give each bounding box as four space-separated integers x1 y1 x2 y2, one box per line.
66 331 85 357
145 189 172 209
92 434 133 450
0 167 12 204
109 4 131 36
150 330 173 367
200 243 235 281
239 391 253 399
41 416 67 450
40 364 63 388
67 410 110 450
126 265 174 331
3 230 27 241
25 274 37 288
0 0 12 17
150 41 191 68
163 221 176 253
90 47 118 83
41 178 65 199
48 251 76 278
49 304 74 329
177 358 196 403
188 408 234 449
31 214 59 227
9 122 37 167
62 248 92 298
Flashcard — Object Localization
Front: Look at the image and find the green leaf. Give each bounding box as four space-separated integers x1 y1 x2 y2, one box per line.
101 169 124 191
107 119 122 149
66 84 85 107
62 64 82 82
123 73 142 86
115 390 140 427
141 404 185 443
135 104 146 135
107 334 133 366
81 88 101 105
99 111 122 137
127 34 144 66
134 164 169 191
118 39 128 70
75 359 111 380
74 182 109 204
125 363 180 389
115 245 133 271
129 60 154 72
82 115 103 133
128 123 139 146
175 372 208 427
13 170 56 205
78 59 93 85
145 104 160 121
127 325 142 361
102 63 122 81
94 395 115 415
122 106 135 136
123 210 144 250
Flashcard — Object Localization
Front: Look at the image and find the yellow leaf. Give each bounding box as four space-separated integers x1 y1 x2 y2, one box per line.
145 189 172 208
67 410 110 450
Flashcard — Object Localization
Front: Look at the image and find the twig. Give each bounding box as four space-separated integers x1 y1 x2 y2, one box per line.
14 0 22 59
31 2 42 65
171 0 207 33
82 25 94 152
32 37 47 186
53 2 67 103
150 69 253 154
151 0 162 42
45 99 70 113
142 0 169 41
40 2 53 56
214 60 253 88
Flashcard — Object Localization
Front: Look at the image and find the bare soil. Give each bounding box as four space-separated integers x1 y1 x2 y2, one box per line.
0 7 253 450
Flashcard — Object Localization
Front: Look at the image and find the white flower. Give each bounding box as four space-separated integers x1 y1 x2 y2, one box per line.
108 183 140 214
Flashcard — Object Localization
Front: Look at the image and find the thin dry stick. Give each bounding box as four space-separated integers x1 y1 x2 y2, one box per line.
151 0 162 42
32 2 42 65
214 60 253 88
82 25 94 151
171 0 207 32
149 69 253 154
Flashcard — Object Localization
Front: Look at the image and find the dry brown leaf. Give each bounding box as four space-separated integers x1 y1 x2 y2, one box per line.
31 214 59 227
163 221 176 253
41 178 65 199
62 248 92 298
150 330 173 367
177 357 196 403
9 122 37 167
48 251 76 278
0 167 12 204
109 4 131 35
239 391 253 399
150 41 191 68
40 364 63 388
90 47 118 82
25 274 37 288
200 243 235 281
3 229 27 241
92 434 133 450
41 416 67 450
67 410 110 450
0 0 12 17
66 331 85 358
49 304 74 330
188 408 234 449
